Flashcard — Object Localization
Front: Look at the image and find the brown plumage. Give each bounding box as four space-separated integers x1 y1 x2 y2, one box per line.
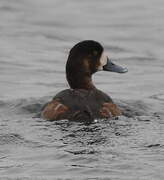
41 40 127 122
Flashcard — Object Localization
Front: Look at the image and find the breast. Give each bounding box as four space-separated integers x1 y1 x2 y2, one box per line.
42 89 121 121
52 89 114 121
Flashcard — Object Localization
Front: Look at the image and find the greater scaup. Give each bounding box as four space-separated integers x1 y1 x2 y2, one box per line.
41 40 128 122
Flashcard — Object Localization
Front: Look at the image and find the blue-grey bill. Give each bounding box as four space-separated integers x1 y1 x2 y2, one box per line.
103 58 128 73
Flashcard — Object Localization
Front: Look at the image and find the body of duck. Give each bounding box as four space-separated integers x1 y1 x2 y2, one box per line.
41 40 128 122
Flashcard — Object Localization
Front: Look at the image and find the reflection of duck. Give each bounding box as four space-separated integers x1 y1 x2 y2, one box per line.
41 40 128 122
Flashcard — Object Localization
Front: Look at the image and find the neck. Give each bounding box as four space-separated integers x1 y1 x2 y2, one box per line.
67 73 95 90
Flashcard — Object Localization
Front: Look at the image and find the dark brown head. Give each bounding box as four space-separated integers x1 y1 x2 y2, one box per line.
66 40 128 90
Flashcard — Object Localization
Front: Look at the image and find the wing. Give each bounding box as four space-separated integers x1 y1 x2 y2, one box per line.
41 99 69 121
99 102 121 118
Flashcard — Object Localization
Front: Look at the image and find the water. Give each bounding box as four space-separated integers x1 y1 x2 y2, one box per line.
0 0 164 179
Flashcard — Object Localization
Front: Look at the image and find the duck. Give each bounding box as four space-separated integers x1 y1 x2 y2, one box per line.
41 40 128 122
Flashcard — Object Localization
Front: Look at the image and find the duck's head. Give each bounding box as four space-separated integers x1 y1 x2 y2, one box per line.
66 40 128 90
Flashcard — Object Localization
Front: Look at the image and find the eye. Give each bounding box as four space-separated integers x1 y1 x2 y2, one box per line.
87 51 99 61
88 51 97 59
93 51 98 56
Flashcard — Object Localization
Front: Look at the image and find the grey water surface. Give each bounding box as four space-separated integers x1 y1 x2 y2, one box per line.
0 0 164 179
